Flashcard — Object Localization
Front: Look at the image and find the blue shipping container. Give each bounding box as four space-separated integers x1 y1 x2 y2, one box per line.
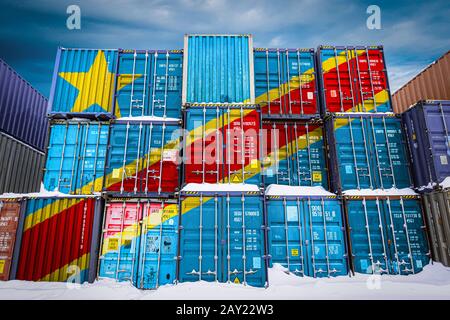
104 119 181 196
0 58 48 151
261 120 328 188
183 35 255 104
346 195 429 275
253 48 319 117
98 199 178 289
43 120 109 194
49 48 118 118
326 113 412 192
183 105 261 185
266 195 348 277
114 50 183 119
179 191 267 287
402 100 450 189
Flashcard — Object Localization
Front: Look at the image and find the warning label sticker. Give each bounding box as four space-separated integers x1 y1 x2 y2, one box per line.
312 171 322 182
107 238 119 251
0 260 5 274
233 277 241 284
291 249 299 257
163 149 177 162
440 155 448 165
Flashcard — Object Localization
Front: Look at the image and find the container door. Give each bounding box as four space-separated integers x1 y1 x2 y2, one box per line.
99 202 142 281
351 48 391 112
303 198 348 277
266 198 307 276
284 50 317 115
367 117 411 189
135 202 178 289
150 52 183 119
224 195 265 286
143 123 180 194
223 107 260 184
184 107 223 184
291 122 327 187
254 50 282 116
319 48 355 113
262 122 291 185
0 201 21 281
44 123 84 193
423 104 450 183
115 51 149 118
334 117 373 190
383 198 429 274
346 199 390 274
179 196 219 283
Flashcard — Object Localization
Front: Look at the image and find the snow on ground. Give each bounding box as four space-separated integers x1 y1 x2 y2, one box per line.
1 263 449 300
181 183 260 192
265 185 334 196
342 188 417 196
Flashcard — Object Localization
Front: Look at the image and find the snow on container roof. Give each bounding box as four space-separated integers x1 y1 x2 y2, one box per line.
264 185 335 196
181 183 260 192
342 188 417 196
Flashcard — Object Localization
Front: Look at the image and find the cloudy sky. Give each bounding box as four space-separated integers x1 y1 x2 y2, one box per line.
1 0 449 96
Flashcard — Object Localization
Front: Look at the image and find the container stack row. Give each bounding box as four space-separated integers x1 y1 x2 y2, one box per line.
1 36 445 288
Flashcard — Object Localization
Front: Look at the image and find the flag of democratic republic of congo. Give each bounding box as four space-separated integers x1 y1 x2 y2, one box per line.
50 49 138 115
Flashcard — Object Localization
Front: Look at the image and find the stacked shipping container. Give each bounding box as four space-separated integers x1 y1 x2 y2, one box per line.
0 59 47 194
2 34 442 289
317 45 430 275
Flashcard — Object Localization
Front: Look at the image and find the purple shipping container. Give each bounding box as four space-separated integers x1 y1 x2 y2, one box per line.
402 100 450 190
0 58 48 151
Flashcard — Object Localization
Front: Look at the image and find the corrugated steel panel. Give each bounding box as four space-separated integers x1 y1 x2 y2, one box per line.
392 51 450 113
0 132 44 194
0 58 48 151
179 191 267 287
43 120 109 195
10 196 103 283
0 198 23 280
266 195 348 277
254 48 319 117
345 195 429 274
261 120 328 188
98 199 178 289
183 105 260 185
114 49 183 119
326 113 412 193
317 46 392 114
183 35 255 104
402 100 450 189
49 48 118 118
422 189 450 267
104 120 181 196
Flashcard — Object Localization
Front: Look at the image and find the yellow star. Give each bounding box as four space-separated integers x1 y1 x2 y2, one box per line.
59 50 140 115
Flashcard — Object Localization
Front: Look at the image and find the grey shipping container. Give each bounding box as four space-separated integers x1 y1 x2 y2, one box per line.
392 51 450 114
0 132 45 194
0 58 48 151
422 188 450 267
402 100 450 189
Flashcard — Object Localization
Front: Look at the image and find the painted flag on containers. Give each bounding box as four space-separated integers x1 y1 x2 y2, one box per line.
316 46 392 114
343 192 430 275
182 104 260 185
43 120 109 195
402 100 450 190
98 198 178 289
264 186 349 277
178 185 267 287
9 196 103 283
261 119 328 188
114 49 183 119
325 113 412 193
254 48 319 118
104 118 181 197
183 34 255 104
